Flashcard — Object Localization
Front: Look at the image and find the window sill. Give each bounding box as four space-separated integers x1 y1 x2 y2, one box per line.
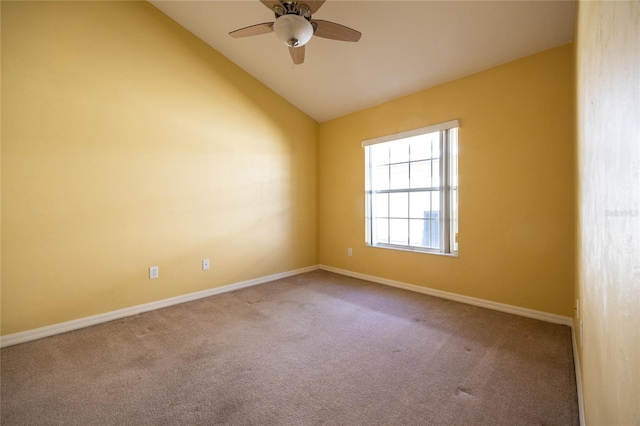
367 243 458 258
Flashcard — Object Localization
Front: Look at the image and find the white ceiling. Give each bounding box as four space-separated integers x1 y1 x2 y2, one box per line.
150 0 575 122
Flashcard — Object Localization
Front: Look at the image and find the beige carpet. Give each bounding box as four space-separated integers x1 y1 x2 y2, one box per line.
1 270 579 425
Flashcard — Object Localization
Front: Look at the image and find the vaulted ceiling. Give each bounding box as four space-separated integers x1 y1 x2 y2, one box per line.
150 1 575 122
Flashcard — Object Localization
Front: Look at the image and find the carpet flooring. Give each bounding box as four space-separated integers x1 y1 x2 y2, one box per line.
1 270 579 425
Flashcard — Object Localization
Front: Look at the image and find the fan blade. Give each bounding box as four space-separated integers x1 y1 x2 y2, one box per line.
260 0 283 13
300 0 325 14
312 19 361 42
289 46 305 65
229 22 274 38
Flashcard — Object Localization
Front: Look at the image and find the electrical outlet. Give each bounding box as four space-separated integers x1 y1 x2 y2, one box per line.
149 266 159 279
348 248 353 256
202 259 210 271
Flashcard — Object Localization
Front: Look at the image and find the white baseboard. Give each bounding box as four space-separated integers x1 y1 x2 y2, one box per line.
571 323 586 426
318 264 573 326
1 264 574 347
0 265 319 348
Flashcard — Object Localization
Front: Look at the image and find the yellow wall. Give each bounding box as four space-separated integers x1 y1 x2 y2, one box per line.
1 1 318 335
319 44 575 316
1 2 579 338
575 1 640 424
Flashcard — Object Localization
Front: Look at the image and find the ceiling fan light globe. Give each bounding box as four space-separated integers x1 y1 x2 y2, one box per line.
273 14 313 47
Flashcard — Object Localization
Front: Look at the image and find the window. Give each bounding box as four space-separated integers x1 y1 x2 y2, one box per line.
363 120 459 255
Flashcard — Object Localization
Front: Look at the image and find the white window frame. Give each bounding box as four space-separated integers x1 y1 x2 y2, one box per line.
363 120 459 256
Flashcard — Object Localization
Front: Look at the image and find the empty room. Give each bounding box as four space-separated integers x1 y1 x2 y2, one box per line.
1 1 638 425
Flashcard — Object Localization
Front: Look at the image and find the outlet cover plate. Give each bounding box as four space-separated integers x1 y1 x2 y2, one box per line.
149 266 159 279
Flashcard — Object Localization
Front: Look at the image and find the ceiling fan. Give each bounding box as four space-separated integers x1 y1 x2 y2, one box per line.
229 0 361 65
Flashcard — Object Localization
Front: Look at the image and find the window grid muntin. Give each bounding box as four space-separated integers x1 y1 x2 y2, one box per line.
371 135 441 250
366 127 457 255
